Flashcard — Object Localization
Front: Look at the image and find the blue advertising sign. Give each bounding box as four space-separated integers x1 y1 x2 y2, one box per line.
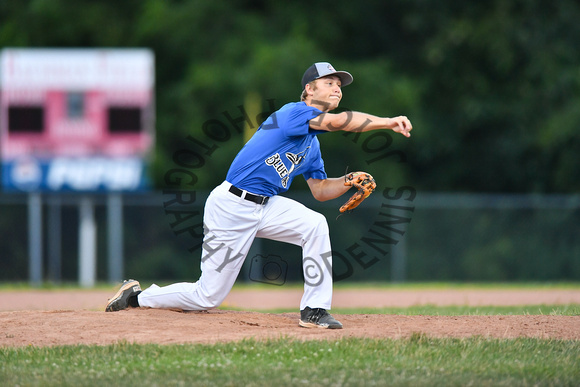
2 157 150 192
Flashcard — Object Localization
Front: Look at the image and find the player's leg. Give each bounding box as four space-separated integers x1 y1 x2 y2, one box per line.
138 182 259 310
256 196 334 311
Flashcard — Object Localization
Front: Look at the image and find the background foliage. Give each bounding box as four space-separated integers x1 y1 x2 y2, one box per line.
2 0 578 193
1 1 578 282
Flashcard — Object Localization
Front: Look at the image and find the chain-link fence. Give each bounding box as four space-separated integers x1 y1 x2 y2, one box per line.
1 191 578 285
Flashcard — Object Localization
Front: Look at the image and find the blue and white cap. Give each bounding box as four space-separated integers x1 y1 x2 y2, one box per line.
301 62 353 89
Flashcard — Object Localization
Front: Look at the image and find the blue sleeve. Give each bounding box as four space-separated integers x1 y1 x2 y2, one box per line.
303 161 327 181
284 104 324 137
302 139 327 181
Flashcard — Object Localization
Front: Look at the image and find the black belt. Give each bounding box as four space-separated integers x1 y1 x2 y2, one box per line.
229 185 269 205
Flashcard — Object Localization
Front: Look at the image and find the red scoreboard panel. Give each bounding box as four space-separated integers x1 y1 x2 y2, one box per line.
1 49 154 191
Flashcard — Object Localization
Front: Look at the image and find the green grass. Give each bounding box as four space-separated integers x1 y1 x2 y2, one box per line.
1 280 579 291
1 283 578 386
1 337 579 387
234 281 580 291
332 304 580 316
332 281 580 290
223 304 580 316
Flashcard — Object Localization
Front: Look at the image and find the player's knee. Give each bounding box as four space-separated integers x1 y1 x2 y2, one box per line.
305 212 329 236
193 284 228 310
197 295 223 310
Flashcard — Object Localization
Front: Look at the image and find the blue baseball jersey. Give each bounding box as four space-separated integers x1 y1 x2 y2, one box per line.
226 102 328 196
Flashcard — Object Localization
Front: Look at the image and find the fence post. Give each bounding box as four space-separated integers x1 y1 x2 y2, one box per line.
47 195 62 283
28 192 43 286
79 196 97 288
107 193 124 283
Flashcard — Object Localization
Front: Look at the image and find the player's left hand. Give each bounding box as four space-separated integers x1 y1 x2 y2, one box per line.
340 172 376 213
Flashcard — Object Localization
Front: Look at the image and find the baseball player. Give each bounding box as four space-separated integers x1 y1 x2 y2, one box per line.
106 62 412 329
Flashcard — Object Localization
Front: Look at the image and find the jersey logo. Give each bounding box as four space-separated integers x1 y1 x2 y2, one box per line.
265 147 309 188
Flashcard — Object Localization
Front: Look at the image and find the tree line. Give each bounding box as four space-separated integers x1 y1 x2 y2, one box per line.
1 0 578 193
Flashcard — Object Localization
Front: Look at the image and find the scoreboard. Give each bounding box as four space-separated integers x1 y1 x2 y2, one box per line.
1 49 155 192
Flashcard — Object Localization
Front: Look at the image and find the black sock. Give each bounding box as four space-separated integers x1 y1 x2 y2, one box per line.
128 291 141 308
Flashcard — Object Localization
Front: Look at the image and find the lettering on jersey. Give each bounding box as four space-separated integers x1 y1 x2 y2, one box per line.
264 153 289 187
264 147 309 188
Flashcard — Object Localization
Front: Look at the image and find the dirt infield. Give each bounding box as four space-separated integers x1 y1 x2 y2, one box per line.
1 288 579 347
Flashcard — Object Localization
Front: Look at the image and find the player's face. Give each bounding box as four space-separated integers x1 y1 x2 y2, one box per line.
311 76 342 111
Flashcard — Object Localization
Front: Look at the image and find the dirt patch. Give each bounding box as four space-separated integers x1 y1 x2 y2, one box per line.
1 309 578 347
1 288 578 347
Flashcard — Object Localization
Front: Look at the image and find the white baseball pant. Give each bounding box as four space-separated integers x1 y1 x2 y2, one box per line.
138 181 334 311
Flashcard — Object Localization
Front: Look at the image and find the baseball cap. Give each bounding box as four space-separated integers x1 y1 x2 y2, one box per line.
301 62 353 89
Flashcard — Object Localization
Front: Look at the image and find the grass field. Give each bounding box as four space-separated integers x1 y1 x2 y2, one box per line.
238 303 580 316
1 283 579 386
1 280 579 291
1 330 578 386
1 305 579 386
325 304 580 316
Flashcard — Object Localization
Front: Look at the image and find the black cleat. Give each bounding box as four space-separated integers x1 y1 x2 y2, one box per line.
105 279 141 312
299 307 343 329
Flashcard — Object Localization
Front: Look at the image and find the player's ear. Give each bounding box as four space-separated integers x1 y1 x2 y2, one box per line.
304 82 315 96
302 81 317 101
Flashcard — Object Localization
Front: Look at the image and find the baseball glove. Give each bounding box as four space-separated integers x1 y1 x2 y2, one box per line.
339 172 376 213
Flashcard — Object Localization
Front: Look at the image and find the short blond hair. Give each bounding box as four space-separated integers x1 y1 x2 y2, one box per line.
300 81 317 101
